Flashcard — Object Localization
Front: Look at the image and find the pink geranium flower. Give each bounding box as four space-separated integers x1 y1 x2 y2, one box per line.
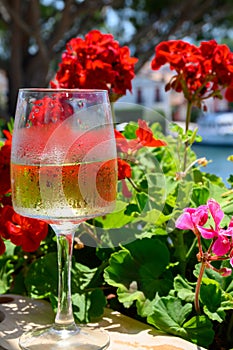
175 206 208 232
212 233 231 256
199 203 233 256
176 198 233 266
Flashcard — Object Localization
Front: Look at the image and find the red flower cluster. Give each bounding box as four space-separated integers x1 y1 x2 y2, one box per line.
0 133 48 255
29 94 73 126
0 130 11 200
51 30 138 102
0 206 48 255
151 40 233 106
115 119 167 180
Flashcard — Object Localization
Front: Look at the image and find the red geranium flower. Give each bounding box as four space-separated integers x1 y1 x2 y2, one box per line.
115 119 166 183
51 30 138 102
114 129 130 153
134 119 167 148
151 39 233 106
0 130 12 198
117 158 132 180
0 205 48 252
28 94 74 126
115 119 167 154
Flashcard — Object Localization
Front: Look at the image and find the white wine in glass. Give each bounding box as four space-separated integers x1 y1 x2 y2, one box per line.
11 88 117 349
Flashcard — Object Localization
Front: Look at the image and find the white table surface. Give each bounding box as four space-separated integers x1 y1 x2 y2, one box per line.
0 294 206 350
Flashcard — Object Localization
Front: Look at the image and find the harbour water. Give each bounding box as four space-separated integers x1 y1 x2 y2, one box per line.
192 144 233 186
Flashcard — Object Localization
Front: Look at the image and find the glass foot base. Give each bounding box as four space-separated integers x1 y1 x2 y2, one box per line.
19 324 110 350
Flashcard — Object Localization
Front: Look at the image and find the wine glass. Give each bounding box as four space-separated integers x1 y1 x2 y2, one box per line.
10 88 117 349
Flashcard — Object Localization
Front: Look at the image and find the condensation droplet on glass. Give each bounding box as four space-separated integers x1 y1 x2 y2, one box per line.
76 118 82 126
52 116 58 123
78 101 84 108
28 97 36 104
26 121 32 128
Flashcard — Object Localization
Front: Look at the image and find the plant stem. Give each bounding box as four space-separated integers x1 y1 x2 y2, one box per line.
127 177 142 192
195 261 205 314
111 102 116 125
175 231 187 276
185 236 197 261
53 228 77 330
185 101 192 134
183 101 192 171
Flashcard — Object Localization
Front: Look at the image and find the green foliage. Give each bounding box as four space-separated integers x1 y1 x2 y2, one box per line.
147 295 214 348
2 121 233 349
104 238 172 305
25 252 58 298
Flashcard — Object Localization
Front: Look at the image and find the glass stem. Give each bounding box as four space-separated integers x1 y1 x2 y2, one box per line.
54 229 77 330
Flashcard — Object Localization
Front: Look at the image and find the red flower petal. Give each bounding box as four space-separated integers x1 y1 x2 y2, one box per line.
114 130 129 153
121 179 132 198
136 119 167 147
117 158 132 180
0 205 48 252
28 94 74 126
225 85 233 102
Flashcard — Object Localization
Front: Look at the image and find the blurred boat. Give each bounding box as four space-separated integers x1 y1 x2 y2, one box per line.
197 111 233 146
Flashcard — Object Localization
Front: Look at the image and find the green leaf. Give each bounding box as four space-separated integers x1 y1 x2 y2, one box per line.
200 283 221 312
0 256 14 293
200 283 228 323
4 240 16 256
183 315 215 347
169 123 184 136
140 209 171 225
104 250 136 290
10 270 27 295
147 295 214 348
173 275 195 303
194 263 223 285
136 192 148 212
95 200 134 228
72 262 99 292
88 288 107 321
123 122 137 139
136 296 156 318
25 252 58 298
117 284 145 307
72 293 90 323
147 295 193 337
104 238 172 305
191 186 209 206
124 203 140 215
189 127 199 145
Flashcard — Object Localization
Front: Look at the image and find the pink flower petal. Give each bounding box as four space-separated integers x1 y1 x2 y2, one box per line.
192 206 208 226
175 212 194 230
229 217 233 228
207 198 224 228
197 226 217 239
212 236 231 256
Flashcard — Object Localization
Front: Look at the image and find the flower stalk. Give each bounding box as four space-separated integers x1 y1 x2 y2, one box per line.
176 198 233 314
195 261 206 314
183 101 193 171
